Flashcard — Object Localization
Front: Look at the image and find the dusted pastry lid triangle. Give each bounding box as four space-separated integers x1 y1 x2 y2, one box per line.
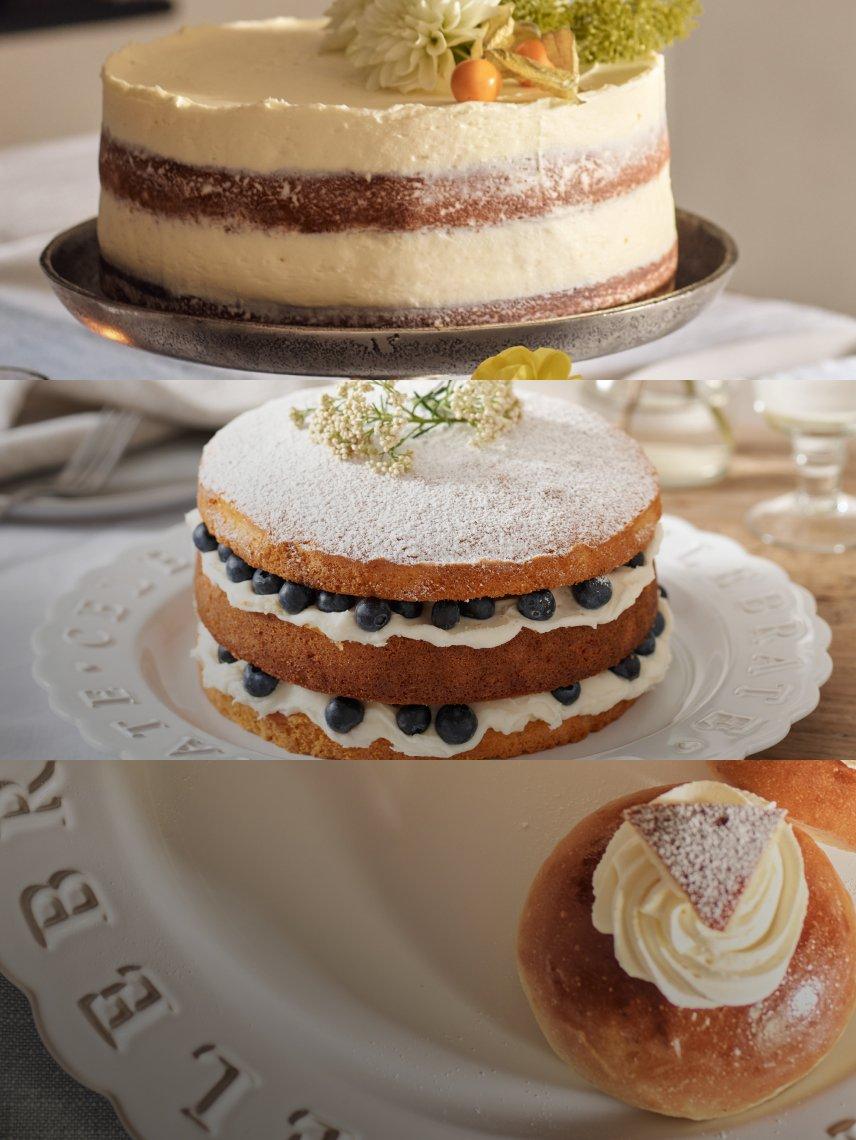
624 802 787 931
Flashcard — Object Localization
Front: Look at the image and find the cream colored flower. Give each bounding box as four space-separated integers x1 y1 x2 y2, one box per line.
322 0 371 51
472 345 580 380
346 0 504 93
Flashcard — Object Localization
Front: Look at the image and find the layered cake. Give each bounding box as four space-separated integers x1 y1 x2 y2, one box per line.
189 385 672 759
518 780 856 1119
98 16 678 328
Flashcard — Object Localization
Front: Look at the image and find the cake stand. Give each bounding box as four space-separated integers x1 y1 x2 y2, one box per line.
40 210 737 377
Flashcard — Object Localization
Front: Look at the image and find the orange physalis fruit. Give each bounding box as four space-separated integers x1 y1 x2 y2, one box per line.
514 38 554 85
451 58 503 103
515 38 552 65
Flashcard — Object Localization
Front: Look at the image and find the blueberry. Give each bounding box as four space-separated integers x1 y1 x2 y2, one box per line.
325 696 365 734
390 600 424 619
653 610 666 637
571 577 613 610
278 581 316 614
396 705 432 736
192 522 218 553
252 568 284 595
317 591 354 613
552 682 581 706
634 632 657 657
659 584 669 599
609 654 641 681
431 600 461 630
217 543 232 563
625 552 646 569
242 664 278 698
217 645 237 664
461 597 496 621
355 598 392 632
226 553 254 583
435 704 478 745
517 590 556 621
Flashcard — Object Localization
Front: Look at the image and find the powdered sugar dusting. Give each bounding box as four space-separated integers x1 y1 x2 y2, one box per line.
199 388 658 566
624 802 787 931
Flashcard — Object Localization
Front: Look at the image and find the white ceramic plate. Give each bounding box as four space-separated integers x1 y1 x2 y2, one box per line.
30 515 831 762
0 758 853 1140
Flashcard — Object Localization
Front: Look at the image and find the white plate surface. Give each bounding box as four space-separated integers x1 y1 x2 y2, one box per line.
31 515 831 761
0 758 853 1140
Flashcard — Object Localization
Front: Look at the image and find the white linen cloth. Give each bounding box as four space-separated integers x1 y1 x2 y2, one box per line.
2 133 856 758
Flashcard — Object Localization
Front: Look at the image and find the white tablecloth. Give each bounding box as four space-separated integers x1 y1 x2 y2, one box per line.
2 134 856 759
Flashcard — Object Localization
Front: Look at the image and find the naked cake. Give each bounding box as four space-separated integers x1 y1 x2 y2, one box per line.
97 10 682 328
189 382 672 759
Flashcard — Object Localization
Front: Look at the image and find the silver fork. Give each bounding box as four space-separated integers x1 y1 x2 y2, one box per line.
0 408 142 520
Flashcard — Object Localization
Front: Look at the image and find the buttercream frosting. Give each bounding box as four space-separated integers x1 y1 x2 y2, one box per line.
102 19 667 176
98 168 676 311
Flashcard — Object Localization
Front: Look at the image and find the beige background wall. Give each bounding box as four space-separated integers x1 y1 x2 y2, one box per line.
1 0 854 314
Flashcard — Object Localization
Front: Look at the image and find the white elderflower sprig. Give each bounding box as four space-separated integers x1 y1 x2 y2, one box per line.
289 374 524 476
345 0 505 93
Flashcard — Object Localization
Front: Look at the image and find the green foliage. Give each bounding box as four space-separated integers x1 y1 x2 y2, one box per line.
512 0 701 64
570 0 701 65
511 0 574 33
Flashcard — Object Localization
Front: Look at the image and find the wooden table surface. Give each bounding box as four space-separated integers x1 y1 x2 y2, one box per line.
662 426 854 762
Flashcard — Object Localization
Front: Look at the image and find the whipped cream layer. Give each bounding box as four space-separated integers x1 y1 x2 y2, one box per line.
102 18 667 176
593 781 808 1009
191 511 662 650
98 168 676 311
194 605 672 758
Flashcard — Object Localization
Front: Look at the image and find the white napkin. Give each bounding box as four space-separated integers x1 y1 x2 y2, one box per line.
0 373 318 483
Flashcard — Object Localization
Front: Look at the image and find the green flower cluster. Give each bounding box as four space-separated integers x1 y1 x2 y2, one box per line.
512 0 701 65
511 0 574 32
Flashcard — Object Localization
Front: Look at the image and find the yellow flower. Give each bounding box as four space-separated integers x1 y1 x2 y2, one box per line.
471 346 580 380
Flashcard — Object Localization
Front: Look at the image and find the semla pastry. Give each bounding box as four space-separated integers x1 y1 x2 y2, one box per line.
518 779 856 1119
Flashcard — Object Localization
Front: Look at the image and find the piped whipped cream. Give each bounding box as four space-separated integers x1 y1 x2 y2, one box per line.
592 781 808 1009
194 604 672 758
189 511 662 650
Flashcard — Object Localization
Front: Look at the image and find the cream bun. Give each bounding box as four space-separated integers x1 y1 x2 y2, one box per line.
518 780 856 1119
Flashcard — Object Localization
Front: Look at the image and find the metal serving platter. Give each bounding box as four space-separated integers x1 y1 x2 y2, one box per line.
41 210 737 377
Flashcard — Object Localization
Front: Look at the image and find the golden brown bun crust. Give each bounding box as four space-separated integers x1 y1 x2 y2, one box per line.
714 760 856 851
197 485 662 601
201 680 637 760
196 566 659 704
517 784 856 1121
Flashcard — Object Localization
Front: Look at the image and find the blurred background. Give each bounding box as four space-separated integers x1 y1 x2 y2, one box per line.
1 0 855 315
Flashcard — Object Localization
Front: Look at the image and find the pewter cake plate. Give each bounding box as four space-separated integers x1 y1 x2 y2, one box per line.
40 211 737 377
0 759 852 1140
30 515 829 762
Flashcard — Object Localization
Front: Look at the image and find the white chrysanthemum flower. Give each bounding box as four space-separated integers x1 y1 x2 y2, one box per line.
346 0 504 93
322 0 372 51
